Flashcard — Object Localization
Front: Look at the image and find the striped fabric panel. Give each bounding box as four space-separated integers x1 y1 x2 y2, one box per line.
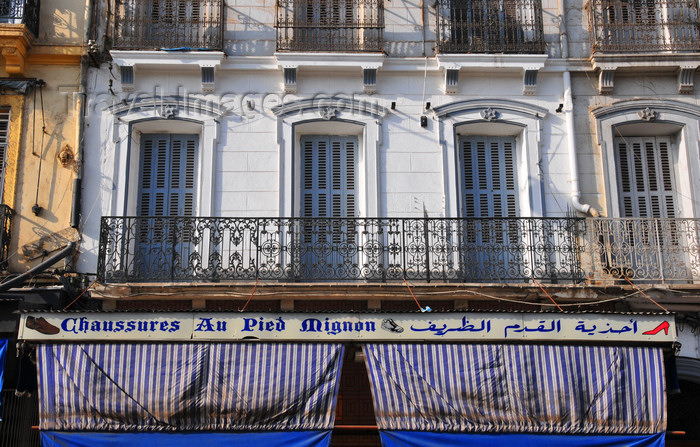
363 344 666 435
37 343 343 431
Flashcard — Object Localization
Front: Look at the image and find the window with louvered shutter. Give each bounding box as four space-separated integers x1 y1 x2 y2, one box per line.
138 134 198 217
300 135 357 219
459 136 519 219
0 107 10 202
615 136 677 218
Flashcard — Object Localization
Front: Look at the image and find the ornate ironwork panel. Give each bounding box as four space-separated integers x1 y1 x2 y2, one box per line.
589 0 700 53
435 0 544 54
0 0 40 36
276 0 384 52
585 218 700 283
113 0 223 50
0 204 13 270
98 216 584 284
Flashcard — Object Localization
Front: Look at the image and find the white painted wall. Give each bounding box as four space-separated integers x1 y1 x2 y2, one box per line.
77 0 700 273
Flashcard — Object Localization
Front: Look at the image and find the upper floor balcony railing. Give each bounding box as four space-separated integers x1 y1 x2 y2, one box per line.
276 0 384 52
113 0 223 50
0 204 13 270
98 216 584 284
0 0 40 36
98 216 700 285
589 0 700 53
435 0 545 54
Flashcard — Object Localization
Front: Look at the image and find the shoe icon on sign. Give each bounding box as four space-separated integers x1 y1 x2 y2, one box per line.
643 321 670 336
381 318 404 333
25 316 60 335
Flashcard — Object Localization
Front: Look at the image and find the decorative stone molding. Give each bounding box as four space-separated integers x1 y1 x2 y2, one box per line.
433 98 547 120
436 54 547 95
0 25 33 75
275 54 384 96
272 97 388 119
120 65 134 92
591 99 700 121
111 51 224 93
320 107 338 120
480 107 500 121
283 67 297 94
679 67 696 94
201 67 215 93
523 69 538 95
109 95 225 119
445 69 459 95
159 105 178 119
637 107 658 122
599 69 615 95
363 68 377 94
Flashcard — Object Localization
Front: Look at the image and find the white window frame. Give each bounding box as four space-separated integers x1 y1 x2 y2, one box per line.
273 98 386 218
107 99 220 217
434 99 547 219
592 99 700 218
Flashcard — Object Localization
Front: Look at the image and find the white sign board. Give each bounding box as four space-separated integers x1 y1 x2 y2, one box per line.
18 312 676 344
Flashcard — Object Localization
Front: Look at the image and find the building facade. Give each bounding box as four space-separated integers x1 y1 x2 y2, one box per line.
7 0 700 444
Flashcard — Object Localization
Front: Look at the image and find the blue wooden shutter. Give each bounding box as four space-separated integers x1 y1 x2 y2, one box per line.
139 134 198 217
459 136 518 218
615 136 677 218
301 135 357 218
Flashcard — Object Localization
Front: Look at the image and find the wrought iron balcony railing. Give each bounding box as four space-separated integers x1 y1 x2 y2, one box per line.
113 0 223 50
0 0 40 36
98 216 700 285
585 218 700 283
0 204 13 270
435 0 544 54
589 0 700 53
276 0 384 52
98 216 584 283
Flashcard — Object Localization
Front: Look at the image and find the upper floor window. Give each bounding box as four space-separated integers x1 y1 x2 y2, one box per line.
436 0 545 54
589 0 700 53
615 136 678 218
276 0 384 52
113 0 223 50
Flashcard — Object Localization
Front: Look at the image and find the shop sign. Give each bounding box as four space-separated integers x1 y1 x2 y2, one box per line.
19 312 676 343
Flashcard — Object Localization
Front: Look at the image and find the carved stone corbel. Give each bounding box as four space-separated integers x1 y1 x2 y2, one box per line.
0 25 33 76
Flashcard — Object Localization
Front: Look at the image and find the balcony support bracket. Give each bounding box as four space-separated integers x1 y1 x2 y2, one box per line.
523 69 539 95
445 68 459 94
363 68 377 94
598 69 615 95
0 25 33 76
679 66 697 94
283 67 297 94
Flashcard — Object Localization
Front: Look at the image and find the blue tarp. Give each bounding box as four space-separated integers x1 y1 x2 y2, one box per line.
379 431 665 447
41 430 332 447
364 344 666 435
38 343 343 431
0 339 7 420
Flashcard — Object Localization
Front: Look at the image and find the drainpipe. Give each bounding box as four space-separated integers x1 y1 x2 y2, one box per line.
558 0 598 217
72 0 95 229
0 243 77 292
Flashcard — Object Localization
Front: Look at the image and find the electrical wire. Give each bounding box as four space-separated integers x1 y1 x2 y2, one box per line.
34 83 46 208
239 278 259 312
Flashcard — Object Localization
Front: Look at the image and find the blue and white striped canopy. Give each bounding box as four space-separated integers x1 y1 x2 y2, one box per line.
38 343 343 431
363 344 666 435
